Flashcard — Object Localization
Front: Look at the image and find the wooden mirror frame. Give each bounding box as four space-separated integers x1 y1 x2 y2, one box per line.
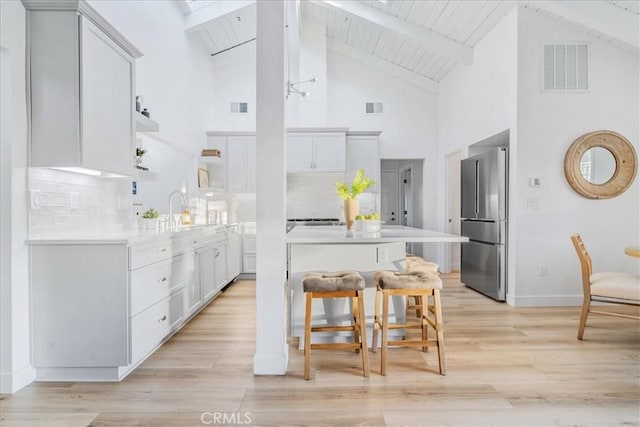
564 130 637 199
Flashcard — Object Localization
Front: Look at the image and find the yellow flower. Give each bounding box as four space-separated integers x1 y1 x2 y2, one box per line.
335 169 376 200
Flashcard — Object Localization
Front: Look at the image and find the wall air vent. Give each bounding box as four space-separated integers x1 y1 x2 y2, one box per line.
231 102 248 113
365 102 383 114
543 43 589 91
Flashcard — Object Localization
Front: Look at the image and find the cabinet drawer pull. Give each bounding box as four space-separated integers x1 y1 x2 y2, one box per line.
159 277 167 283
193 240 198 244
158 315 167 322
160 248 167 253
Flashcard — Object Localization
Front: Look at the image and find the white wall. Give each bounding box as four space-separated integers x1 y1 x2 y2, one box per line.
514 7 640 305
438 5 639 306
210 43 257 131
0 0 34 393
437 7 518 283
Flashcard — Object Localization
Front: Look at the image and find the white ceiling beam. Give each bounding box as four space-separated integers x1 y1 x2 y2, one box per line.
327 38 439 94
312 0 473 65
184 0 255 34
528 0 639 50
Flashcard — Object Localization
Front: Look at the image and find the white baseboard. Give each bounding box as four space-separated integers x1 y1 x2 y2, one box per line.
253 352 288 375
0 364 36 394
511 294 583 307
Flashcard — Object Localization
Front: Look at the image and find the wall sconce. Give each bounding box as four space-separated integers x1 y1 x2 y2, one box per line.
286 77 317 99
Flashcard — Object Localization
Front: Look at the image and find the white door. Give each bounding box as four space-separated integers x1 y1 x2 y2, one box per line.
447 151 462 271
380 170 399 225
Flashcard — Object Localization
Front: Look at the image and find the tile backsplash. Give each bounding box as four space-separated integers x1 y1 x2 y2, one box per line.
287 173 345 219
28 168 133 238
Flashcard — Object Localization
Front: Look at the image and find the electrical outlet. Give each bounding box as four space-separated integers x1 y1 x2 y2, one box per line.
376 247 389 263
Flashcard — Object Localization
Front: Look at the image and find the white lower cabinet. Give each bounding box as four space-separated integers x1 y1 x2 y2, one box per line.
131 289 184 364
242 234 256 273
29 228 235 382
175 250 201 318
227 225 241 280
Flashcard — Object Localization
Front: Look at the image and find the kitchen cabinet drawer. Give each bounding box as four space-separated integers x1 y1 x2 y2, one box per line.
130 259 176 317
131 289 184 364
129 240 172 270
173 230 226 255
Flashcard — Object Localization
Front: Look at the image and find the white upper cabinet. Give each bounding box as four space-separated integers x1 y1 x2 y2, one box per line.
346 132 381 193
287 131 346 173
204 133 255 193
26 2 141 176
227 135 256 193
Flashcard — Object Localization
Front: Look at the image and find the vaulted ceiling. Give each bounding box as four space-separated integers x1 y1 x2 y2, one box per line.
181 0 639 88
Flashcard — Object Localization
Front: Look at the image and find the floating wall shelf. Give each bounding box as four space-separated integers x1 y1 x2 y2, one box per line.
135 112 159 132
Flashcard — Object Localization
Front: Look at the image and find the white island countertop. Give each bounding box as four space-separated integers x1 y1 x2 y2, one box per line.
286 225 468 244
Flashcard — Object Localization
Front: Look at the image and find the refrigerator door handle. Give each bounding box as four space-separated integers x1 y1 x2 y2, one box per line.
475 160 480 214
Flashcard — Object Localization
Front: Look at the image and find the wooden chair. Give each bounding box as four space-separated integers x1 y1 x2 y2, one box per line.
570 234 640 340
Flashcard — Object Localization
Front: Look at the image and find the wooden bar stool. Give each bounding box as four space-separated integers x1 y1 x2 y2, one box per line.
405 255 439 318
371 270 445 376
302 271 369 380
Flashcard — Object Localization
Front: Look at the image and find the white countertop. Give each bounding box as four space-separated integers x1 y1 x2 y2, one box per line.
286 225 468 244
26 224 232 245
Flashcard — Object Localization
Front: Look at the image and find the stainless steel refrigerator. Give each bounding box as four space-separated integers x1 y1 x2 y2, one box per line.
460 147 508 301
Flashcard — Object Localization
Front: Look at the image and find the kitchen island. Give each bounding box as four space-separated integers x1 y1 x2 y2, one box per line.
286 225 468 347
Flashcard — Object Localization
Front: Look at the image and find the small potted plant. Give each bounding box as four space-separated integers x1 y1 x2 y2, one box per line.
135 147 146 166
140 207 159 230
335 169 375 230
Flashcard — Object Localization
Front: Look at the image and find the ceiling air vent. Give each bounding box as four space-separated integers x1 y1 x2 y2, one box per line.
543 43 589 91
231 102 248 113
365 102 383 114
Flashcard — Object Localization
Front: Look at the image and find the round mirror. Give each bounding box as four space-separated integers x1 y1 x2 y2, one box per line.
579 147 616 184
564 130 637 199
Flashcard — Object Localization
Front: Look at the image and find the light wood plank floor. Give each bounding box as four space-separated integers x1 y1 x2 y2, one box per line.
2 276 639 426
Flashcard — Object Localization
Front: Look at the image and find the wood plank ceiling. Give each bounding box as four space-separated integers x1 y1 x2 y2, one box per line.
188 0 639 85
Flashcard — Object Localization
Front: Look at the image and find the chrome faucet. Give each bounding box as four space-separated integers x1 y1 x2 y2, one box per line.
168 190 188 229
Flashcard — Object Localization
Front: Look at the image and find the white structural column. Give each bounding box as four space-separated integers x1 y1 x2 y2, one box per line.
254 0 288 375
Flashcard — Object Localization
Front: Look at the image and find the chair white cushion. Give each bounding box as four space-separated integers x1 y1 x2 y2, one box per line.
590 273 640 302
